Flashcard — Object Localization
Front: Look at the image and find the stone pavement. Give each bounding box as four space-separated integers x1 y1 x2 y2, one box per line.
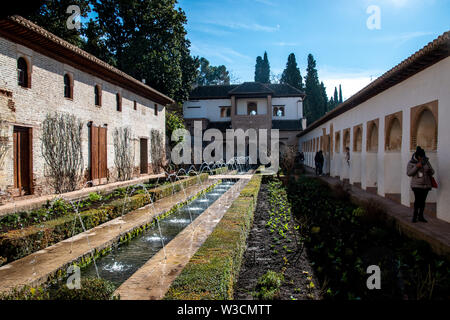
305 171 450 261
0 179 215 294
0 173 165 218
115 177 251 300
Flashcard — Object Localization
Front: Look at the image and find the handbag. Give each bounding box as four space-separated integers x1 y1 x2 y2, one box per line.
431 176 438 189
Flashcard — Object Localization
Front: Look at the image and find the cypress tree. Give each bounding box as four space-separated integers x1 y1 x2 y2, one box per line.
339 84 343 103
333 87 339 106
255 56 263 82
280 53 303 90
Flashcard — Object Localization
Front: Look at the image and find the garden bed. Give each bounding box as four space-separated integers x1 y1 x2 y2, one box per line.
287 176 450 300
234 178 321 300
164 174 262 300
0 174 207 266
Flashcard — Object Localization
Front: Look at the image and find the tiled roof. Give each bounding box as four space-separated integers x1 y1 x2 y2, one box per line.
298 30 449 137
228 82 274 95
189 82 305 99
272 120 303 131
189 85 238 100
0 16 174 105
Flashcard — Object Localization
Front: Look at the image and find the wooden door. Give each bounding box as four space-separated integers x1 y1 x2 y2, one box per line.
140 138 148 174
13 126 33 195
90 125 107 181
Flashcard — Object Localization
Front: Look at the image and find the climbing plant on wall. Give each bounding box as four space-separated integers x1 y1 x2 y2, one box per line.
41 112 83 194
150 129 164 173
113 127 134 181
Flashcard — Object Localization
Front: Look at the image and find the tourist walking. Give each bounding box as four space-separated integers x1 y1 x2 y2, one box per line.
407 146 435 223
315 150 324 176
345 147 350 167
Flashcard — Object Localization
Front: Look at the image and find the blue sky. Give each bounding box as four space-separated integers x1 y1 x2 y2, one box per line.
177 0 450 99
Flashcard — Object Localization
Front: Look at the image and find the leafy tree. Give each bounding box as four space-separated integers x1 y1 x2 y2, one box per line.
166 110 185 149
196 57 230 86
25 0 91 46
255 51 270 83
334 87 339 105
303 54 327 124
280 53 303 90
28 0 199 103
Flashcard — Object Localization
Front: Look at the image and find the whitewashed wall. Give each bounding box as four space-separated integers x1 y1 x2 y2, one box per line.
298 56 450 223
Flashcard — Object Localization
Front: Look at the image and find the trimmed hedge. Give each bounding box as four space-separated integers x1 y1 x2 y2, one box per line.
0 278 117 300
164 174 262 300
0 174 208 265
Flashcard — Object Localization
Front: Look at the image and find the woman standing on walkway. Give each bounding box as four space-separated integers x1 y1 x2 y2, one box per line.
407 146 435 223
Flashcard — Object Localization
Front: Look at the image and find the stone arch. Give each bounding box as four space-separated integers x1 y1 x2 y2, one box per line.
335 131 341 153
385 112 402 151
366 120 379 152
343 129 350 150
410 101 438 151
353 125 363 152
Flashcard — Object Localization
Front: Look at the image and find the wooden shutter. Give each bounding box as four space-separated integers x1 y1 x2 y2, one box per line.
90 125 99 180
98 127 107 179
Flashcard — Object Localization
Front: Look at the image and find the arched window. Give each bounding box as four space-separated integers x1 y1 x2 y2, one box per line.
94 85 101 106
335 132 341 153
247 102 257 115
17 57 29 88
116 93 122 112
64 74 73 99
343 129 350 150
367 123 379 152
386 117 402 151
353 126 362 152
415 109 437 151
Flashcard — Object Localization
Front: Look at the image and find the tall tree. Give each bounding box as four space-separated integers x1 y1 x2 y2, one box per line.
254 51 270 83
25 0 91 46
196 57 230 86
303 54 324 124
28 0 199 103
254 56 263 82
280 53 303 90
339 84 343 103
333 87 339 105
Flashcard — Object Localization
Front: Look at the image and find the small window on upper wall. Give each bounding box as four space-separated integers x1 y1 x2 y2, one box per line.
154 104 158 116
116 93 122 112
94 85 102 106
64 74 73 99
247 102 257 116
17 57 30 88
273 106 285 117
134 100 137 110
220 106 231 118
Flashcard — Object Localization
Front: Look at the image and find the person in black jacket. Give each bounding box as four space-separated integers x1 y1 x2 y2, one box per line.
315 150 324 176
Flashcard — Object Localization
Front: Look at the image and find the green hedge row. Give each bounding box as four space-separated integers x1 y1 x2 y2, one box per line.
164 174 262 300
0 174 208 265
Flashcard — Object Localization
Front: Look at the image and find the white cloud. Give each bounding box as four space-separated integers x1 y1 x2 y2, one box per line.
205 21 280 33
319 68 383 100
273 42 300 47
190 43 252 64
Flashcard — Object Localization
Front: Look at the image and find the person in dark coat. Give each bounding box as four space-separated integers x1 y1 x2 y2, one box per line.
315 150 324 176
407 146 435 223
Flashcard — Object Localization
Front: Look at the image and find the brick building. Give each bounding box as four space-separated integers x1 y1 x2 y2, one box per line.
0 16 173 198
183 82 306 159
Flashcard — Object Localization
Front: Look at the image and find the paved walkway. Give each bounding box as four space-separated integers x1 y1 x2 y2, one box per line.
304 170 450 261
115 177 251 300
0 173 165 218
0 180 216 294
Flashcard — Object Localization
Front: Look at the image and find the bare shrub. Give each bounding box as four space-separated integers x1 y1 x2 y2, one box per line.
113 127 134 181
150 129 164 173
41 113 83 194
280 145 297 179
0 119 10 170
